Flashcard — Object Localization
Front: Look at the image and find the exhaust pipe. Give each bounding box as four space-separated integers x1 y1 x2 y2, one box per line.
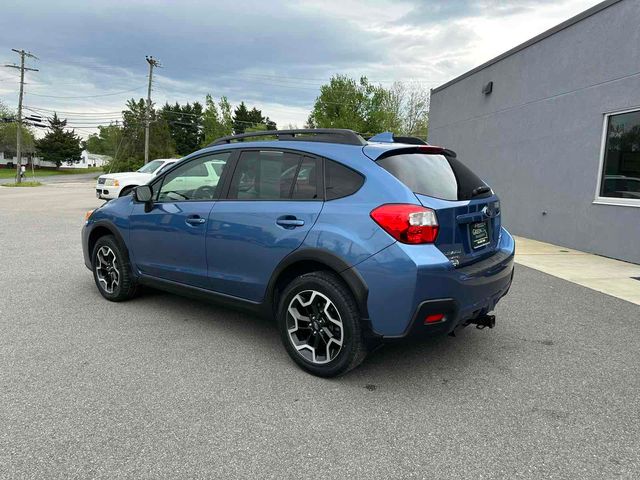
466 313 495 330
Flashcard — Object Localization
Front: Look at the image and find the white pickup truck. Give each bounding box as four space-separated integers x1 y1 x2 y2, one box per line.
95 159 179 199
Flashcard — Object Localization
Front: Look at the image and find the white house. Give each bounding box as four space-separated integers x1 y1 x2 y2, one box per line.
67 150 111 169
0 150 111 169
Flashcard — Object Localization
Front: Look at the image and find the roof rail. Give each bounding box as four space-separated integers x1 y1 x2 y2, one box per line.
367 131 427 145
208 128 366 147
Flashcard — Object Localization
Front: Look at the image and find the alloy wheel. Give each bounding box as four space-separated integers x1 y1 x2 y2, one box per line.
95 246 120 294
286 290 344 364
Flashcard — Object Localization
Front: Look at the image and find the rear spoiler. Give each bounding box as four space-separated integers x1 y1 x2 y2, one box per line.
366 132 457 158
370 145 458 161
367 131 427 145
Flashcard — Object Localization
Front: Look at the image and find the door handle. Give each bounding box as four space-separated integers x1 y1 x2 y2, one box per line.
276 216 305 228
186 216 206 226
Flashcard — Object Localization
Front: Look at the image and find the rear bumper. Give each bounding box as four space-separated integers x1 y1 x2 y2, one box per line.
393 267 513 339
353 227 515 338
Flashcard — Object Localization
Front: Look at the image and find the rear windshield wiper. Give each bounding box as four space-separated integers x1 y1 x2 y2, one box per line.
471 185 491 197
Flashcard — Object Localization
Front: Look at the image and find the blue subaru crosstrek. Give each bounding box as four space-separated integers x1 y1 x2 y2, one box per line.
82 129 514 377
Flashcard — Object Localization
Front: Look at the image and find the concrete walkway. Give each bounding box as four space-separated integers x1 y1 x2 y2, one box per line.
514 236 640 305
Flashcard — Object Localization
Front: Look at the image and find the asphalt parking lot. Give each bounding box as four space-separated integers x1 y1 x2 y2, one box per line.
1 183 639 479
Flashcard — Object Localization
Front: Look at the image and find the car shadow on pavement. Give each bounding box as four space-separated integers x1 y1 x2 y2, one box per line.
136 286 499 385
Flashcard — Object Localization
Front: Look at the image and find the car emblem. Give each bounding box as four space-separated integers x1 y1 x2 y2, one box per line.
482 206 496 218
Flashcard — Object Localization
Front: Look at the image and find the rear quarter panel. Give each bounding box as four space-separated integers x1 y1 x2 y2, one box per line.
301 145 419 268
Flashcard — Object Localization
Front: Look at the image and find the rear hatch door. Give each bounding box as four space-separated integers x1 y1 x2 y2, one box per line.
374 147 501 267
414 193 501 267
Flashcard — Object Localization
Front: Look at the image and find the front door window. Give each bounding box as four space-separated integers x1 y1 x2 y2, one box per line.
158 152 231 202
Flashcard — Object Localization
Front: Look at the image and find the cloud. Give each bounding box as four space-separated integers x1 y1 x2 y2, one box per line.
395 0 562 25
0 0 601 136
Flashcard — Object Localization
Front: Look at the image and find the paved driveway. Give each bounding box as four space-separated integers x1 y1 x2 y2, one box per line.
1 183 638 479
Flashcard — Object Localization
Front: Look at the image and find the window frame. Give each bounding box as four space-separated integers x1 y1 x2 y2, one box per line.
593 106 640 208
154 160 178 176
220 147 324 202
149 150 236 203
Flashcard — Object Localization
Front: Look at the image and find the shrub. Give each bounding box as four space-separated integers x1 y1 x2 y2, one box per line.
105 157 143 173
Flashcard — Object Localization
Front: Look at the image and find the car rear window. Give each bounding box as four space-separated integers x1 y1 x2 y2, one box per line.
376 153 490 201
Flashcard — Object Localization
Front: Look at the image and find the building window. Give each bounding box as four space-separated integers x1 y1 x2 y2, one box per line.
598 109 640 204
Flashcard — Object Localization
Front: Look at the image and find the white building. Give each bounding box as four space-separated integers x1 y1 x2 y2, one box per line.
68 150 111 169
0 150 111 169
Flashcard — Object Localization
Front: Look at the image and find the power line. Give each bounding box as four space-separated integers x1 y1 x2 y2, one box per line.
25 103 292 126
26 85 146 99
24 105 124 115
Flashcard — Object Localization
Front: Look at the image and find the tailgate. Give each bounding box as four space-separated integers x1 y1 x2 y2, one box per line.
415 193 501 267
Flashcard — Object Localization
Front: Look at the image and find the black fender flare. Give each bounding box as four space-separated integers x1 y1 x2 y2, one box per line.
85 220 133 271
88 220 127 249
265 248 369 319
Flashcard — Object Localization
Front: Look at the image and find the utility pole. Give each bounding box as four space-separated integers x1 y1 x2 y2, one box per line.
144 55 161 164
4 49 38 183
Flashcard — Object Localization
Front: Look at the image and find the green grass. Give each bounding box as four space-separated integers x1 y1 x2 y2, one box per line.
2 181 43 187
0 167 103 179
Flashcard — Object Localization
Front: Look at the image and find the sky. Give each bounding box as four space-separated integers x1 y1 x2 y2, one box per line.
0 0 602 138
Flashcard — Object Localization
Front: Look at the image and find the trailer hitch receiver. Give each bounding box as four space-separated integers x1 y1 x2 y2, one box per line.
466 314 496 330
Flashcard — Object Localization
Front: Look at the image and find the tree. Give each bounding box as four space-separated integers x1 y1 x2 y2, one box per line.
101 99 175 172
35 113 82 168
0 101 37 159
219 97 234 134
0 100 11 122
361 79 394 135
0 123 37 159
84 123 123 157
202 94 234 146
308 75 430 140
123 98 174 160
400 82 429 139
232 102 276 135
162 101 204 155
307 75 369 132
233 102 251 135
264 117 277 130
247 107 265 126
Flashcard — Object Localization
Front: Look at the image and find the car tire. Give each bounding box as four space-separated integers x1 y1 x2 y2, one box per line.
277 271 367 377
119 186 134 197
91 235 138 302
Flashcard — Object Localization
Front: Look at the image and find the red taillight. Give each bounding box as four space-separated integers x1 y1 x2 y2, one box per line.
370 204 439 244
424 313 445 324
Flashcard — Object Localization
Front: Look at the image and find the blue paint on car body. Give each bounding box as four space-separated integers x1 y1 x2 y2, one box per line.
82 132 515 340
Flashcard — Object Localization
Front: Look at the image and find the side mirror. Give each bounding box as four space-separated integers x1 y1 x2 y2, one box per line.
134 185 153 203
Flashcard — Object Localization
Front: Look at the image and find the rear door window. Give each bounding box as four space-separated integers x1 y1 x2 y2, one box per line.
292 157 320 200
228 150 300 200
228 150 321 200
377 153 489 201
